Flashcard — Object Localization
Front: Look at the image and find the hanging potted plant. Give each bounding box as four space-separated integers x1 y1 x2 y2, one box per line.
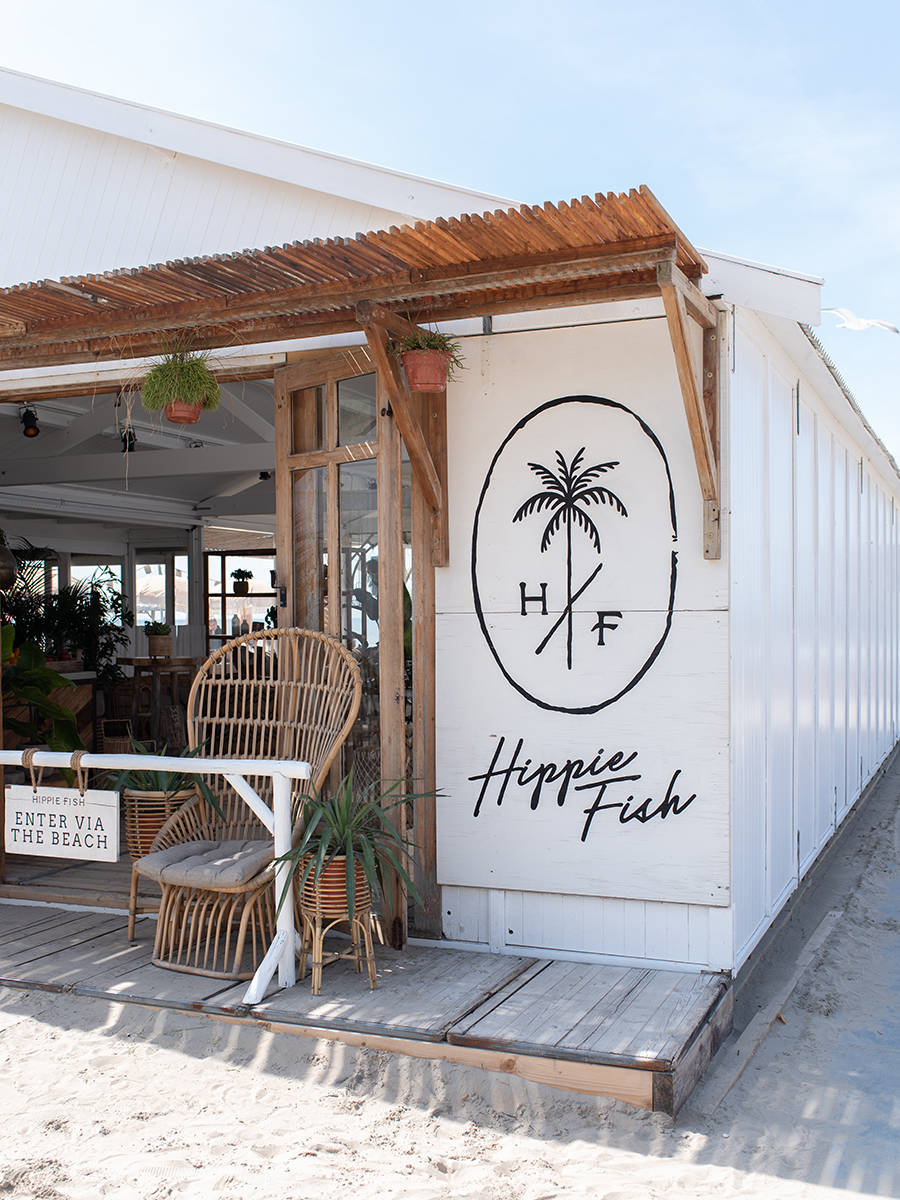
389 329 464 393
140 348 221 425
144 620 172 657
230 568 253 596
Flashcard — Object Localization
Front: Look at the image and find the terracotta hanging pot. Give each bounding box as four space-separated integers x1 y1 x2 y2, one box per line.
165 399 204 425
401 349 450 393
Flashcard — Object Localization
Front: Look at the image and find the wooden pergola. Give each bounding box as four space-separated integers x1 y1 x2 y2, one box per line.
0 185 723 558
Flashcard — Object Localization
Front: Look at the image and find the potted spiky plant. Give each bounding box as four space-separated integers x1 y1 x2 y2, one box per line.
389 329 464 393
279 772 422 917
141 348 221 425
108 739 218 862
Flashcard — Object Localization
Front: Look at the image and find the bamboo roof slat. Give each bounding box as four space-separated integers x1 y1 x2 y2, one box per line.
0 186 705 368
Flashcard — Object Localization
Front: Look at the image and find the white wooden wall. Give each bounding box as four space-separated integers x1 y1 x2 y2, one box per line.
0 104 414 286
730 314 900 966
436 319 733 972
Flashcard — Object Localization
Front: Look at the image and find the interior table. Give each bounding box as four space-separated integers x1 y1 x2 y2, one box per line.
116 656 205 745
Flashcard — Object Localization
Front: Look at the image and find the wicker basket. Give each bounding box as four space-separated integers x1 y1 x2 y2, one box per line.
298 856 371 917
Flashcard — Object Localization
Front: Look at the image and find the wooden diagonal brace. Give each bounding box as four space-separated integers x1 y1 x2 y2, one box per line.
657 260 721 559
359 316 448 566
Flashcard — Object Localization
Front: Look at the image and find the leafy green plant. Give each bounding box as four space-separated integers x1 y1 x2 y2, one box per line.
2 546 134 689
388 328 465 380
107 737 219 810
277 771 424 917
1 625 85 756
141 350 220 413
143 620 171 635
230 568 253 581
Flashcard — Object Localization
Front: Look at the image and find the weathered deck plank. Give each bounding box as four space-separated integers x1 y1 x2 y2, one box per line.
449 959 729 1073
231 945 538 1040
0 901 731 1113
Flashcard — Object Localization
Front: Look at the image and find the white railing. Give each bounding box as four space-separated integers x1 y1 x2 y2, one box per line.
0 749 310 1003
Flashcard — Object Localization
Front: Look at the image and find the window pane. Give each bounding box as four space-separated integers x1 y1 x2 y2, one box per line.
136 562 167 626
291 386 325 453
340 459 380 790
338 373 377 447
292 466 328 631
174 555 189 627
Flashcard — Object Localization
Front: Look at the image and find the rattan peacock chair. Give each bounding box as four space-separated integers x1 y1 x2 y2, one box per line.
127 628 362 980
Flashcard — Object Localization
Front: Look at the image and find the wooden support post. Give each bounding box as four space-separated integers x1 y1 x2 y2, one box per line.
657 261 721 560
358 308 449 567
410 391 440 936
376 380 408 950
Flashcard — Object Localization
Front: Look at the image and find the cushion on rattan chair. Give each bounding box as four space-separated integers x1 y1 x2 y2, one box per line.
135 839 274 888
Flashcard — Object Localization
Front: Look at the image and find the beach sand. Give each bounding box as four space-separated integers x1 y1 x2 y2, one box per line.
2 761 900 1199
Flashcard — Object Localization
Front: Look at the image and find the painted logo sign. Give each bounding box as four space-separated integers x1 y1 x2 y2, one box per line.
471 396 677 713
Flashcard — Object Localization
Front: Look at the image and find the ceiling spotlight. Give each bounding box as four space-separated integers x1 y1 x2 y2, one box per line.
121 429 137 453
20 408 39 438
259 471 272 481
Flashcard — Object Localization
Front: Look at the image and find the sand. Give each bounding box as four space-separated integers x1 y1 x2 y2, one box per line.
2 763 900 1199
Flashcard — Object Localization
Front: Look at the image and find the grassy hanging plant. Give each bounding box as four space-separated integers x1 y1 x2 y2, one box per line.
141 349 220 424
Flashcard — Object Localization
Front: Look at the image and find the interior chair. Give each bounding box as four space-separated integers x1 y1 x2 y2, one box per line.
127 628 362 980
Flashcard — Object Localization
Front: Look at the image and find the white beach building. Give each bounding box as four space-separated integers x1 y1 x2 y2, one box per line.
1 66 898 1027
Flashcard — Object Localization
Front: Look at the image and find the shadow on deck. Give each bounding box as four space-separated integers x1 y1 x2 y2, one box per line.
0 891 731 1114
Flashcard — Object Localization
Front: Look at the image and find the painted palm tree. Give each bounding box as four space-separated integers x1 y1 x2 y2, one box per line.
513 448 627 669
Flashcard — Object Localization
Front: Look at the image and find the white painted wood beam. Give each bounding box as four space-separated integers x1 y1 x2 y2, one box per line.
218 385 276 442
16 397 120 458
0 443 275 487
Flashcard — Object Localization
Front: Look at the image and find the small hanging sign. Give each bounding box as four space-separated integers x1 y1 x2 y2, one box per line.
4 785 120 862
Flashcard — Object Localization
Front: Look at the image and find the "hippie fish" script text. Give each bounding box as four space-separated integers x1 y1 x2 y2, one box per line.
468 737 696 841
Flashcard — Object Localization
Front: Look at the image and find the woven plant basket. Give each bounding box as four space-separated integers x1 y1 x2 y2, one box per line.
123 788 195 861
147 634 172 657
299 856 372 918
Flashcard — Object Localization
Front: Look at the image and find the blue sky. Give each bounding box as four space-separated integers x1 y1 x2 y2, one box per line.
5 0 900 454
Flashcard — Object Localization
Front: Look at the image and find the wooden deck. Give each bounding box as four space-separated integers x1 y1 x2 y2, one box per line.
0 895 731 1114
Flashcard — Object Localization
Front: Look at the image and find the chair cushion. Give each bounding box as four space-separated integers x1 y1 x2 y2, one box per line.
135 838 275 888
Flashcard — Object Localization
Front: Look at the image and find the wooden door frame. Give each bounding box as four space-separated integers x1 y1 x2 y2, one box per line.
273 350 438 945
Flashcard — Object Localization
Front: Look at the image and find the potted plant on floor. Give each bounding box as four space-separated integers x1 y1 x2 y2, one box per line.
144 620 172 657
389 329 464 393
282 773 422 913
140 348 221 425
230 568 253 596
108 739 218 861
277 772 425 992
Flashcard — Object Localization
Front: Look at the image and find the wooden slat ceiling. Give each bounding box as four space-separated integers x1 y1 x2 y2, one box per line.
0 186 706 371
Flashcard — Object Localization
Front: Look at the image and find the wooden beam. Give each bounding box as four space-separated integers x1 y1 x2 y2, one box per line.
657 260 716 329
0 280 664 373
360 320 442 520
376 387 408 949
1 242 679 352
0 443 275 488
658 262 721 559
355 301 423 343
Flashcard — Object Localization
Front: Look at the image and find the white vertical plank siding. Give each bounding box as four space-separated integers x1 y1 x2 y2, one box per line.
833 445 849 820
441 886 727 969
0 105 424 286
847 459 862 801
794 399 818 875
730 329 769 954
816 421 836 843
767 367 797 908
